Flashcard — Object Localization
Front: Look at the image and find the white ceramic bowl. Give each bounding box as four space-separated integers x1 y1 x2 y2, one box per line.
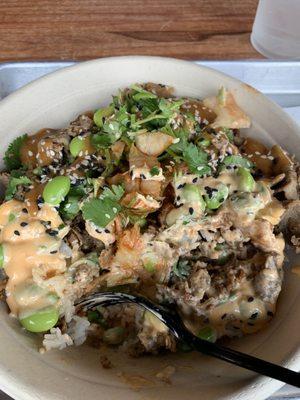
0 56 299 400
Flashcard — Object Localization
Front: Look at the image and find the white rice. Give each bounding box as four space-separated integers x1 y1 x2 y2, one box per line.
42 327 73 351
60 296 76 323
67 315 90 346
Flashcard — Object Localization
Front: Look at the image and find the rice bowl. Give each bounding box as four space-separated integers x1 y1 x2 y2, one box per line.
0 56 299 400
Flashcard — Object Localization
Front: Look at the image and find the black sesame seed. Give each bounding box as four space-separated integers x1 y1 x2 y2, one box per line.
20 222 28 227
46 229 58 236
176 196 181 201
140 174 146 180
192 177 198 183
14 230 20 236
177 184 183 189
221 313 227 320
267 311 274 317
50 250 58 254
189 207 194 215
22 208 28 214
104 229 110 233
95 229 101 233
248 322 255 327
248 296 254 302
130 171 133 178
250 312 258 320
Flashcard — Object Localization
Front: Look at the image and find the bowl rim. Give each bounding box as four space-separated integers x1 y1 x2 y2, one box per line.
0 55 299 400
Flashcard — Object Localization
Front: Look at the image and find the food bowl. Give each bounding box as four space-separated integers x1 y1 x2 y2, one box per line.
0 56 299 400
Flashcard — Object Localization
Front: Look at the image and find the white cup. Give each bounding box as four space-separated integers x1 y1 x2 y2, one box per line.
251 0 300 59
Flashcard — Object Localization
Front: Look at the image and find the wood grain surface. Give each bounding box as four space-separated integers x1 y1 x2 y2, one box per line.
0 0 261 61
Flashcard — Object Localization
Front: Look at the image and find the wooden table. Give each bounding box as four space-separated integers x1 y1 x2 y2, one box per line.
0 0 262 62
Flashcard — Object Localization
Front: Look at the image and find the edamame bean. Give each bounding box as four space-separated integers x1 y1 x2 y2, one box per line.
0 244 4 268
182 184 206 211
93 105 114 128
43 176 71 206
197 326 217 342
237 167 255 192
223 155 253 169
204 183 229 210
20 306 59 333
69 136 85 157
103 327 125 345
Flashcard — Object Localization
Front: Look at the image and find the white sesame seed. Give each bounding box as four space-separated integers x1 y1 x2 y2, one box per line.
113 207 118 213
105 214 110 219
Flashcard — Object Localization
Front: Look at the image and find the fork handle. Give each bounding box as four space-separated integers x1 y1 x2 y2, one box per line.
187 333 300 387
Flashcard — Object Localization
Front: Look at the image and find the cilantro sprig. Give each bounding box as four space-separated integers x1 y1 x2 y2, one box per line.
173 259 191 279
4 134 28 171
82 185 124 228
5 172 32 200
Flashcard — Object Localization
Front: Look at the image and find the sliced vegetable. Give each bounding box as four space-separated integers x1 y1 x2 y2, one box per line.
204 183 229 210
20 306 59 333
43 176 71 206
197 326 217 342
93 105 114 128
237 167 255 192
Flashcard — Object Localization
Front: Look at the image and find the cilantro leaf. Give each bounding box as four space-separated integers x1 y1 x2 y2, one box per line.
173 259 191 279
60 196 81 220
82 197 121 228
158 98 184 118
100 185 124 201
131 85 157 101
91 133 114 149
82 184 124 228
4 134 28 171
150 166 160 176
5 174 32 200
183 143 211 176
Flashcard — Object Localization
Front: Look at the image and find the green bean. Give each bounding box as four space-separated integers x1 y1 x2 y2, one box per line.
237 167 255 192
20 306 59 333
0 244 4 268
69 136 85 157
197 326 217 342
103 327 125 345
204 183 229 210
93 105 114 128
43 176 71 206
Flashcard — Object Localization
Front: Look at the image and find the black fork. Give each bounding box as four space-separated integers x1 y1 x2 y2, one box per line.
76 291 300 388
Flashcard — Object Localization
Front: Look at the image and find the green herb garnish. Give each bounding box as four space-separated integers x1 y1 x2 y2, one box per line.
5 174 31 200
173 259 191 279
183 143 211 176
82 185 124 228
4 134 28 171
